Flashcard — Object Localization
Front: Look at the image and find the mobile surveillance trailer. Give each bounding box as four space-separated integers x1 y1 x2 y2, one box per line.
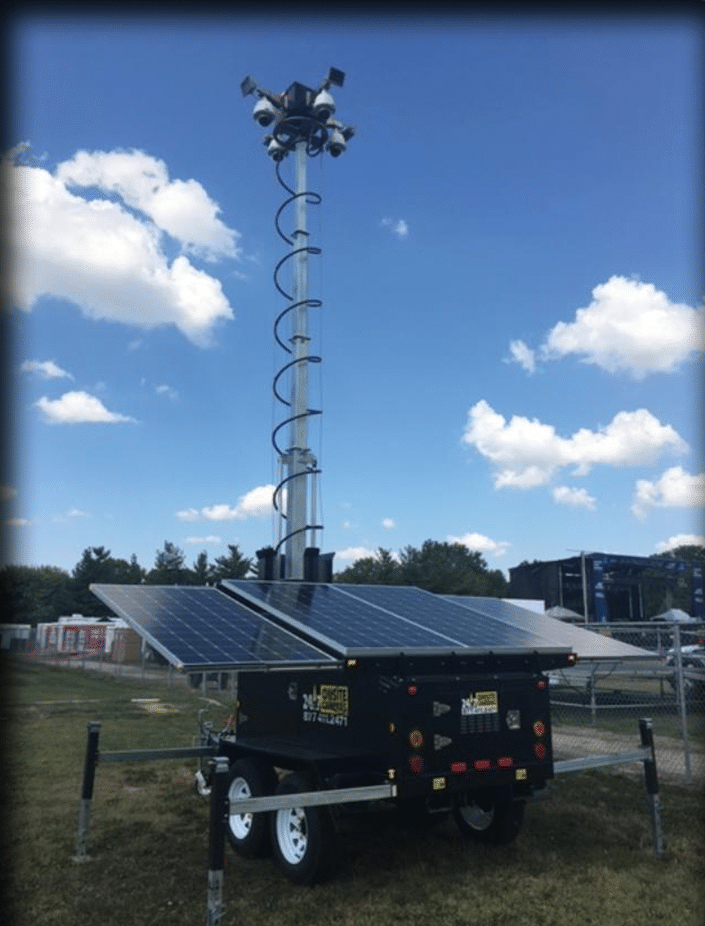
92 580 577 884
90 69 577 885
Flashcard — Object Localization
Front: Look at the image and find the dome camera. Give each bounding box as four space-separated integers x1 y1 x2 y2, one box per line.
267 137 287 162
326 128 347 158
253 97 278 127
313 89 336 122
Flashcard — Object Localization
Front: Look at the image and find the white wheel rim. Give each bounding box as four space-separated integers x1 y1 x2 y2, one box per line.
459 801 494 831
228 776 253 840
276 806 308 864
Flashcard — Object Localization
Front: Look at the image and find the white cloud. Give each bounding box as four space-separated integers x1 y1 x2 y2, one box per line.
9 153 236 345
176 484 276 522
655 533 705 553
506 340 536 374
21 359 74 380
380 217 409 240
632 466 705 520
381 517 396 530
51 507 89 523
335 546 380 563
463 400 687 489
155 383 179 400
552 486 596 509
55 148 240 260
446 532 510 557
514 276 703 379
35 390 136 424
183 535 222 545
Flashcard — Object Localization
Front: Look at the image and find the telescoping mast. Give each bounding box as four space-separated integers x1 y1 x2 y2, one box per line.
241 68 355 582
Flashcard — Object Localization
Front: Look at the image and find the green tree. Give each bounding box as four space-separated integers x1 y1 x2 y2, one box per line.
71 546 146 614
334 548 401 584
190 550 216 585
398 540 509 596
146 541 187 585
0 564 74 625
211 544 253 582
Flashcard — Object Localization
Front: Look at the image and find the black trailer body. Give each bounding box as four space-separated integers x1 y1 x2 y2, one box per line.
221 653 558 801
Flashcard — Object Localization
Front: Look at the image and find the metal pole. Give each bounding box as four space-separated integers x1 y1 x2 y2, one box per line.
672 624 692 783
73 720 101 862
285 138 310 580
206 755 229 926
639 718 666 856
581 552 589 623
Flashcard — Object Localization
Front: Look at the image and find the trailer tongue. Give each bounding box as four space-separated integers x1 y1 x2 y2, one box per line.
92 579 576 884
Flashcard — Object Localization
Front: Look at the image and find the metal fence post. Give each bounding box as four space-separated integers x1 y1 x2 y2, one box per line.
639 718 666 856
672 624 692 783
207 755 229 926
72 720 101 862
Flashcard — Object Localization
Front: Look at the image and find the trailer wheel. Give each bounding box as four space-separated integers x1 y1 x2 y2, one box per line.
453 795 524 844
226 758 277 858
270 772 337 885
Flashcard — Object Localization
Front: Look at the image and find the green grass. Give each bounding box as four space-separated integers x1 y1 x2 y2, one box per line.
4 657 704 926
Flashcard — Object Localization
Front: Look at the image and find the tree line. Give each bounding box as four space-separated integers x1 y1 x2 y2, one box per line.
2 538 509 625
2 541 253 625
4 538 700 627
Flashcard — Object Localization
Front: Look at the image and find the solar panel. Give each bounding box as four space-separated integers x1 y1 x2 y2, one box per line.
221 580 573 658
445 596 655 660
90 584 337 670
338 584 572 653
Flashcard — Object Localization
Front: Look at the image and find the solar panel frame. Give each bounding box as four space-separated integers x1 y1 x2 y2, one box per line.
90 584 339 671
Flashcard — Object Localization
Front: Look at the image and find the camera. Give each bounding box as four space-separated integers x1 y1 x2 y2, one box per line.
253 97 278 127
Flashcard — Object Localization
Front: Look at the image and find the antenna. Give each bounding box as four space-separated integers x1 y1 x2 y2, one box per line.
243 71 354 581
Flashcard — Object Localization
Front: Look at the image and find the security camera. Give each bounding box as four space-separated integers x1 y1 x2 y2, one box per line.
267 137 287 161
313 89 335 122
253 97 278 127
326 128 347 158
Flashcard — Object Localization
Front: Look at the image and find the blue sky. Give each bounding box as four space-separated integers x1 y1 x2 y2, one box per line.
6 13 704 578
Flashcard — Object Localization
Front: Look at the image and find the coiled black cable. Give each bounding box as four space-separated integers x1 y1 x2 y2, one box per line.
270 144 325 553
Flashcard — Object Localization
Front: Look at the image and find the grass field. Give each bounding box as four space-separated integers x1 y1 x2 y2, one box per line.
4 657 704 926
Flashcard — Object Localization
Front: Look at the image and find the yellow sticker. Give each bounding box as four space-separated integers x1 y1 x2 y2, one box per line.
432 777 447 791
318 685 349 716
515 768 527 781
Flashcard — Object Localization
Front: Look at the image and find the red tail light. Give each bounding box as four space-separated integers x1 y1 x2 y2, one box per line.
497 757 514 768
450 761 467 774
536 680 547 690
473 759 491 771
533 720 546 738
534 744 547 759
409 755 424 774
408 685 418 696
409 730 424 748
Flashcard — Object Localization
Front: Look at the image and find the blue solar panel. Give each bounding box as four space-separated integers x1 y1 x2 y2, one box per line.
90 584 337 670
221 581 573 657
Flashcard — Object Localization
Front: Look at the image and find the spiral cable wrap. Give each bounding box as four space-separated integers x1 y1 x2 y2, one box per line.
271 153 324 553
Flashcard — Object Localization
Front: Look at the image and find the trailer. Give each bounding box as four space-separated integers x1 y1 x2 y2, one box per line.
91 578 578 884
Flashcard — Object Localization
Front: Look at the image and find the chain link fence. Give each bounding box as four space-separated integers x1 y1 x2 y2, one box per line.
549 621 705 784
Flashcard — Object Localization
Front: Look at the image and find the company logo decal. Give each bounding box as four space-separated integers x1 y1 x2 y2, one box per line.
303 684 349 727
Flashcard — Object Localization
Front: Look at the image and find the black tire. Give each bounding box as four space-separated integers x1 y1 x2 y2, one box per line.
270 772 337 885
226 758 278 858
453 794 525 845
